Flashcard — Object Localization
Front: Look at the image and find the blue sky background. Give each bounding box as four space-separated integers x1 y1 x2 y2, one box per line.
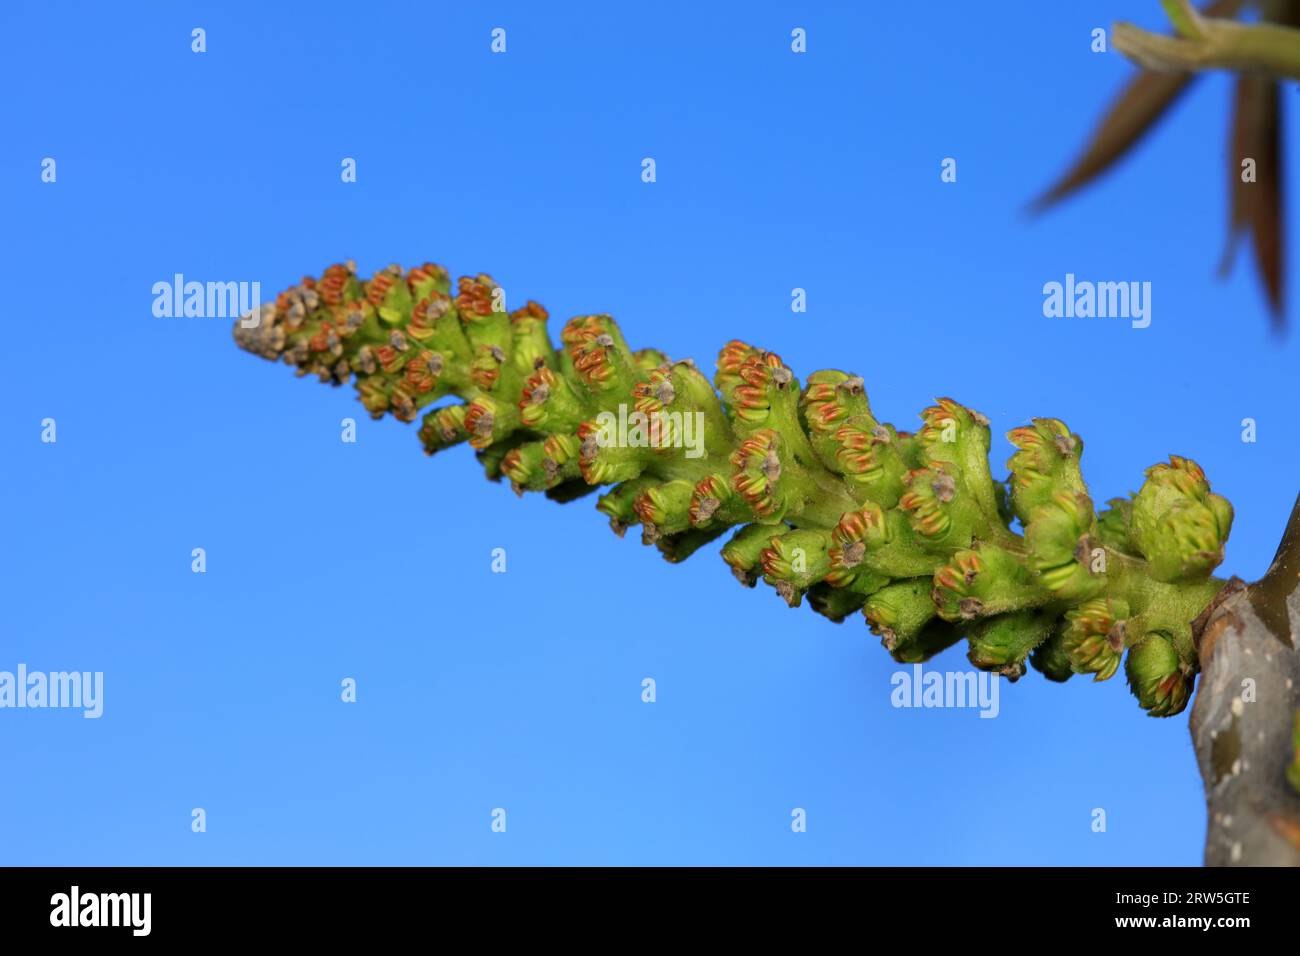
2 1 1297 865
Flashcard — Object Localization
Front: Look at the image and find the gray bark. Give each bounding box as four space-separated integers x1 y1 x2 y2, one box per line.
1191 492 1300 865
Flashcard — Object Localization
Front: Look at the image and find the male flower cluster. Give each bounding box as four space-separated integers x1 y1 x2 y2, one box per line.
236 261 1234 716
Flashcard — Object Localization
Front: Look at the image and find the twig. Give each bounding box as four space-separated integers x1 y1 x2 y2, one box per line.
1114 0 1300 81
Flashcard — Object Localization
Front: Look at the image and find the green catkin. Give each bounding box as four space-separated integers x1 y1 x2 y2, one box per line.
235 261 1236 716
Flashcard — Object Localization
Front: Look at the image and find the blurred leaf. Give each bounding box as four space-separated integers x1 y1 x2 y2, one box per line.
1032 0 1244 211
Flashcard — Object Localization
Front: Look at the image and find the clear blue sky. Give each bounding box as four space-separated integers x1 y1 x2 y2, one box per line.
2 0 1296 865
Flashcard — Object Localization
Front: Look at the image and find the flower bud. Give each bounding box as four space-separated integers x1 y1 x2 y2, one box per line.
831 417 907 507
917 398 1002 528
409 292 472 374
918 398 991 469
1060 596 1129 681
371 267 415 325
355 375 398 420
631 364 676 419
561 314 639 396
407 261 451 300
967 610 1055 680
465 394 518 450
418 404 469 455
634 480 696 541
1130 456 1233 582
721 523 776 587
730 429 790 521
1024 490 1106 602
898 466 974 548
1125 632 1193 717
761 529 833 605
826 503 890 586
932 544 1043 623
689 473 750 529
455 273 506 324
800 370 873 470
801 370 872 437
316 262 362 307
717 349 795 431
714 340 764 400
920 400 987 452
508 300 557 375
577 417 651 485
469 342 509 392
864 579 940 660
630 362 727 456
1005 418 1086 524
399 349 444 398
596 478 656 537
500 440 574 494
519 366 588 432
